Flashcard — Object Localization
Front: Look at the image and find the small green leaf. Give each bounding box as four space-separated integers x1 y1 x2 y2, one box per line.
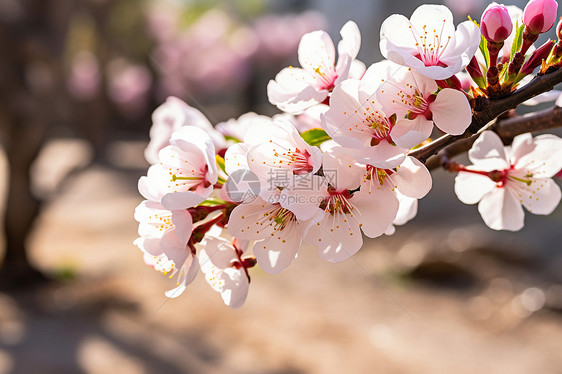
224 135 241 143
479 34 490 68
216 154 226 174
511 22 524 60
300 128 332 147
199 198 227 207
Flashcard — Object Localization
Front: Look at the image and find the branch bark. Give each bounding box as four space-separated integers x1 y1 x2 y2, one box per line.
424 105 562 171
409 67 562 165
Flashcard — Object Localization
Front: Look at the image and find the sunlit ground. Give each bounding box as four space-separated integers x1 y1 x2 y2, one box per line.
0 139 561 374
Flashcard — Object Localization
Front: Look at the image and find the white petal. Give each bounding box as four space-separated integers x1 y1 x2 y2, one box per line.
305 212 363 263
513 178 561 215
353 181 399 238
337 21 361 61
227 198 277 240
391 117 433 149
393 193 418 226
279 174 326 221
161 190 208 210
431 88 472 135
380 14 419 62
298 30 336 76
200 236 237 269
356 140 407 169
478 187 525 231
454 170 497 204
253 221 304 274
514 134 562 178
321 144 365 191
322 79 369 148
267 68 327 114
391 157 432 199
468 131 509 167
224 143 251 175
220 268 249 309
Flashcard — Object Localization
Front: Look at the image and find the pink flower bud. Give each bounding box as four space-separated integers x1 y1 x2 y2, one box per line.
524 0 559 35
481 3 513 43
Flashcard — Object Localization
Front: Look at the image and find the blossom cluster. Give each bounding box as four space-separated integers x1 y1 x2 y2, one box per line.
135 0 562 308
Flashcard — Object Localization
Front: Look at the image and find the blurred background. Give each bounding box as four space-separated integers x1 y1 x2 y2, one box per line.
1 0 562 373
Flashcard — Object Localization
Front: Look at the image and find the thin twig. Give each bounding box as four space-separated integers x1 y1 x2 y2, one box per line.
410 67 562 164
424 105 562 171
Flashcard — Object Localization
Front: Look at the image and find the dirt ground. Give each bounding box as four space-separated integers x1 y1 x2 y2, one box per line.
0 139 562 374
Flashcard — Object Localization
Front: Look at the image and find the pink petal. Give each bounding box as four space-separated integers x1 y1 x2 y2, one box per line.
454 170 497 204
431 88 472 135
391 117 433 149
298 30 336 76
478 187 525 231
353 182 399 238
512 178 561 215
305 212 363 263
391 156 432 199
468 131 509 167
253 222 303 274
161 190 208 210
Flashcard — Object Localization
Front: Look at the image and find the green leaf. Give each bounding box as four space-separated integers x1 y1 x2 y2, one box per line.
511 22 524 60
479 34 490 68
199 198 227 207
300 128 331 147
224 135 241 143
216 154 226 174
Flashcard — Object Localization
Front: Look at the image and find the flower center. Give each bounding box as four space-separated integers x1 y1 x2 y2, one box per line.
320 188 354 215
409 20 452 67
273 147 313 174
167 164 210 192
313 66 338 90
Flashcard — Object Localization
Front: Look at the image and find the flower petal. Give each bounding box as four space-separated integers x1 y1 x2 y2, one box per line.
514 178 561 215
353 181 399 238
305 212 363 263
478 187 525 231
298 30 336 76
391 156 432 199
391 117 433 149
431 88 472 135
253 221 304 274
454 170 497 204
468 131 509 167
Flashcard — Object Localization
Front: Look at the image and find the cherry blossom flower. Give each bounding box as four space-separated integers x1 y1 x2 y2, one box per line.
321 77 408 168
368 61 472 146
243 117 322 184
304 143 399 262
228 196 314 273
145 97 226 164
380 4 480 80
267 21 361 114
134 200 199 297
138 126 218 210
455 131 562 231
199 236 252 308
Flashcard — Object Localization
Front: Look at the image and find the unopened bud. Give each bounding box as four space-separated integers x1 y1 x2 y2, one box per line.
481 3 513 43
523 0 559 35
520 39 554 75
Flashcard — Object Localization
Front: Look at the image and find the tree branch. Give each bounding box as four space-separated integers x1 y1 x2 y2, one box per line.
409 67 562 165
424 105 562 171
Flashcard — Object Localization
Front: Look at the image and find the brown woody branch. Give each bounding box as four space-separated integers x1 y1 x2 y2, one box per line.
409 67 562 165
424 105 562 171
